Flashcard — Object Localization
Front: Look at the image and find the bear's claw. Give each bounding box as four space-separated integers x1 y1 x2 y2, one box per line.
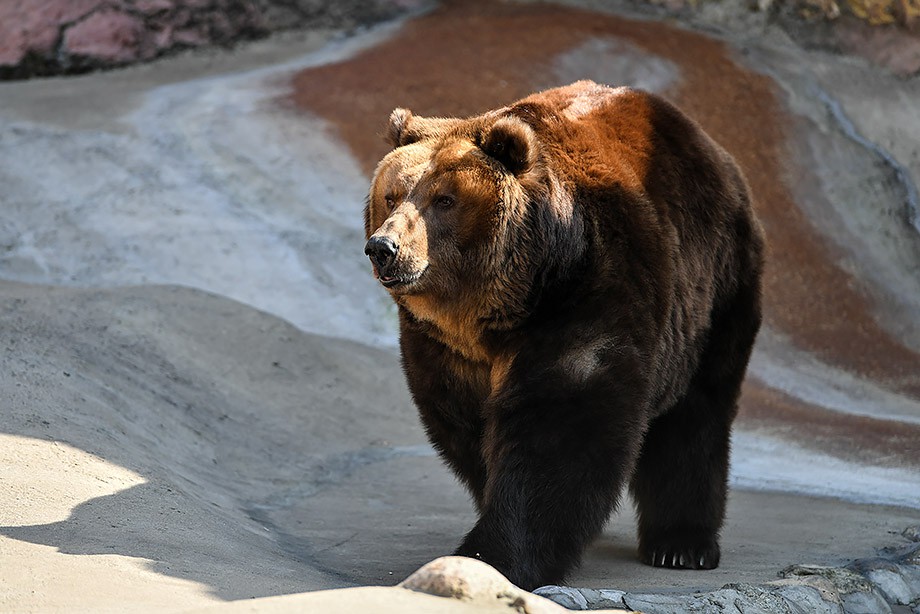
642 539 720 570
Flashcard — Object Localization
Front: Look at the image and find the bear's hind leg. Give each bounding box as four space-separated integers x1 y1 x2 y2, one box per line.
630 388 732 569
630 280 761 570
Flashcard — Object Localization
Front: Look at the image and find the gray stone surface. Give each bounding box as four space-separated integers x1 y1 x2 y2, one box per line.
864 567 914 605
533 586 628 611
538 535 920 613
841 591 893 614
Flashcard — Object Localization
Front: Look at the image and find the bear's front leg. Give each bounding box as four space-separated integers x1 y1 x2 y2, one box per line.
454 351 649 590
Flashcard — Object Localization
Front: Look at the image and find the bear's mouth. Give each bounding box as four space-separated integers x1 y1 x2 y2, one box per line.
373 264 427 291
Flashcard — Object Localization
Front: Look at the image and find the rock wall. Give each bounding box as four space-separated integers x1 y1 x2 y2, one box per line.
639 0 920 76
0 0 415 79
3 0 919 80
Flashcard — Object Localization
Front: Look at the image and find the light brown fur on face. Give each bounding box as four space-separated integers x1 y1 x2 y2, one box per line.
366 141 434 287
367 139 491 361
366 118 558 363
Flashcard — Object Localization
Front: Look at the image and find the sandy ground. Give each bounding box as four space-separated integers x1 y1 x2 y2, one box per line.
1 2 919 612
3 282 918 612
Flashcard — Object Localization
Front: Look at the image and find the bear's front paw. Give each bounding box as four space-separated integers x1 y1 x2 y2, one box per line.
639 534 720 570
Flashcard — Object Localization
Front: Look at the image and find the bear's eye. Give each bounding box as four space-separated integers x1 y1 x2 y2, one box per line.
434 195 455 210
384 196 396 211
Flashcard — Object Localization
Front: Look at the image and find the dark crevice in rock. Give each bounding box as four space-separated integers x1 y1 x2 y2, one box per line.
808 81 920 235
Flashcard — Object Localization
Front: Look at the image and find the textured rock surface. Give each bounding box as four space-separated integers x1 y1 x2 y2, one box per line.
5 0 920 79
0 0 418 79
537 534 920 613
634 0 920 76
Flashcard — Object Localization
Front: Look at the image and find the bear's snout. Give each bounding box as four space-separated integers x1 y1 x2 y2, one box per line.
364 235 399 279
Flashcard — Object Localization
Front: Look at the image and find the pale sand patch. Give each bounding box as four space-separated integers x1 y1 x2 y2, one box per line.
0 435 217 613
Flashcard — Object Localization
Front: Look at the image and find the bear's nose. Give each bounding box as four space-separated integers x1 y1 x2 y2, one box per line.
364 235 399 272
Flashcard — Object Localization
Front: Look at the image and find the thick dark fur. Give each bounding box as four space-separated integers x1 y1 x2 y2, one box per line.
364 81 764 590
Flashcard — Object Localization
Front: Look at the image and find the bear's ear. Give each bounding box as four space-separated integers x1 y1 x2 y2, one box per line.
385 109 463 148
479 116 540 177
385 108 415 148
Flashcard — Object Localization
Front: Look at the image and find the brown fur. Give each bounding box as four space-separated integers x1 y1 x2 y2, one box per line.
364 80 764 589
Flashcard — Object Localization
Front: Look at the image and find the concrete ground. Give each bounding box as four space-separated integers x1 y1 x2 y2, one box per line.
1 2 919 612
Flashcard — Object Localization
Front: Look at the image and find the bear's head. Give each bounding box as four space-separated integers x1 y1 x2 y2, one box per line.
364 109 568 332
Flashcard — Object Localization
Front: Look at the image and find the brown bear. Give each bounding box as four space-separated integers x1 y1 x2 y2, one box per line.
363 80 764 590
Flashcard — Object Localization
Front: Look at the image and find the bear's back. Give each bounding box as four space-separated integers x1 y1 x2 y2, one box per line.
506 81 762 412
509 80 758 296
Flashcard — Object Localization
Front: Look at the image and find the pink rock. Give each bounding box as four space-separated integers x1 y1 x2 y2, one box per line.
152 24 175 50
836 17 920 76
171 27 210 47
0 28 31 66
208 12 234 38
134 0 175 15
22 0 109 25
185 0 219 9
389 0 430 7
873 37 920 76
0 0 103 66
170 7 194 28
63 8 146 63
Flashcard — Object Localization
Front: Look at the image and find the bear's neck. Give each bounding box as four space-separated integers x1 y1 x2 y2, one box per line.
399 293 495 364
